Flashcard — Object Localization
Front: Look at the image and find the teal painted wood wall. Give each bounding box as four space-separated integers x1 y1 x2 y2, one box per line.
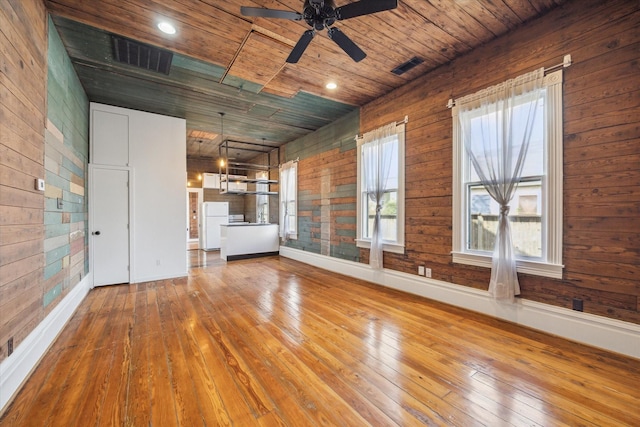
283 109 360 261
43 15 89 311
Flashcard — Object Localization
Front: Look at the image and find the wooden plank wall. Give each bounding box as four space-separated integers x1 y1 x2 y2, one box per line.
359 0 639 323
283 110 360 261
0 0 48 360
43 15 89 318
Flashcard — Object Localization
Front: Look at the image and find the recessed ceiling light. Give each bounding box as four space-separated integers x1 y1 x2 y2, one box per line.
157 21 176 35
326 82 337 90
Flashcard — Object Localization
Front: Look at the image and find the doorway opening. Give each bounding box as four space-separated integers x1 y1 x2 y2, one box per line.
187 188 203 250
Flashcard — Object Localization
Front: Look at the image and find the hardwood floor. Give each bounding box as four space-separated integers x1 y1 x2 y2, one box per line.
1 256 639 426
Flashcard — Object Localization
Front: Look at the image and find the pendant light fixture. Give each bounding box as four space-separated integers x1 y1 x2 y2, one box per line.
197 139 203 181
218 112 225 169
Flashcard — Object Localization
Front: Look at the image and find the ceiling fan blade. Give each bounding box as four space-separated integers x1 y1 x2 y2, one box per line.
327 27 366 62
335 0 398 20
240 6 302 20
286 30 315 63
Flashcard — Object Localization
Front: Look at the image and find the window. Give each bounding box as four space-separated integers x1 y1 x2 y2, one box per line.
256 171 269 223
356 121 405 254
279 161 297 240
452 70 564 278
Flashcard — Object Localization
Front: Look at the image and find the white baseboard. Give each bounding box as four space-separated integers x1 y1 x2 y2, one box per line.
279 247 640 360
0 274 93 413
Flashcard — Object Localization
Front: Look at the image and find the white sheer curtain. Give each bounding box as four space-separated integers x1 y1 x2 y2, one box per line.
457 68 544 300
279 160 297 242
358 122 397 269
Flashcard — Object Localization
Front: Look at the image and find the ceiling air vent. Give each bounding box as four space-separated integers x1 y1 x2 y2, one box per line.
111 35 173 75
391 56 424 76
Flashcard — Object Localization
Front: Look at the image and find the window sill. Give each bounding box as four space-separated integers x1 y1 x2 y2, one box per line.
451 251 563 279
356 239 405 254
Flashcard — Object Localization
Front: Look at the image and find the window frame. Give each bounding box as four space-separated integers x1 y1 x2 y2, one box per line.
356 122 406 254
451 70 564 279
279 161 298 240
256 170 270 223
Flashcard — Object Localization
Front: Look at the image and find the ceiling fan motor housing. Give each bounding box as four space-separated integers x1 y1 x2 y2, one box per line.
241 0 398 63
303 0 336 30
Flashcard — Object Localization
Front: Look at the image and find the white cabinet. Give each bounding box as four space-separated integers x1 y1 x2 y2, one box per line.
91 110 129 166
221 175 248 192
202 173 220 189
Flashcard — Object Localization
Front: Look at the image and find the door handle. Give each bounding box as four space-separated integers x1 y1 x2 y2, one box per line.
92 231 101 236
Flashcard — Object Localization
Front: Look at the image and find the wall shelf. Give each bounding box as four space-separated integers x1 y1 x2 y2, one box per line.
221 190 279 196
218 139 279 196
221 177 278 185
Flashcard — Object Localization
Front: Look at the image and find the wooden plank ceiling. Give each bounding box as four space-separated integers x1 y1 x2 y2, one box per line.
46 0 567 161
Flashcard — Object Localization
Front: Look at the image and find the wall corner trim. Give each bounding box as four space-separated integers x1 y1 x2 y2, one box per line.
279 246 640 360
0 274 93 414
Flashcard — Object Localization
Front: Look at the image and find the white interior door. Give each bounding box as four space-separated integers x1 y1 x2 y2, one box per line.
91 167 130 286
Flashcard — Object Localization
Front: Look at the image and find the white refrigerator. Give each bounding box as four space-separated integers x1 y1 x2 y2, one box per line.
200 202 229 250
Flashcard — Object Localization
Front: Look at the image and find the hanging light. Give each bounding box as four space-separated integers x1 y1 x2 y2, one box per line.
196 140 203 182
218 112 225 170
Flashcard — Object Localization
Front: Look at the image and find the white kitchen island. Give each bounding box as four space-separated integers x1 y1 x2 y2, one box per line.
220 223 279 261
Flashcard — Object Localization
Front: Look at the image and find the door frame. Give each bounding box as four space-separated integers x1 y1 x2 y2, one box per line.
89 163 134 287
186 187 203 244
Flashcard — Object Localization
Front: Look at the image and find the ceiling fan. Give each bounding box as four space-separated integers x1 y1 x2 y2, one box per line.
241 0 398 63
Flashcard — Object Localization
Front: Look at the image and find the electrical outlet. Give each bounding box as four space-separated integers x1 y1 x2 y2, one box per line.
7 337 13 356
572 298 583 312
418 266 425 276
424 268 432 278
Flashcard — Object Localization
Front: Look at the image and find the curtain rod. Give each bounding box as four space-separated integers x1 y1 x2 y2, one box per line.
446 54 572 109
355 115 409 140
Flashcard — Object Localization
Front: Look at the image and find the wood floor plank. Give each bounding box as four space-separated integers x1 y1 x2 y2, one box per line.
175 276 262 424
2 254 639 426
3 292 106 425
96 286 135 426
124 284 151 427
210 264 472 422
184 275 319 426
67 287 126 425
304 269 640 425
189 276 306 426
55 286 126 426
153 281 204 427
166 287 235 426
6 287 112 426
249 281 474 425
146 283 179 427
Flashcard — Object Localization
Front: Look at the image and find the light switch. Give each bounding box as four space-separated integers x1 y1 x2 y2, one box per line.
35 178 45 191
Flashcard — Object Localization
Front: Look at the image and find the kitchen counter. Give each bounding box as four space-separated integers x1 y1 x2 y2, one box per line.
220 223 279 261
